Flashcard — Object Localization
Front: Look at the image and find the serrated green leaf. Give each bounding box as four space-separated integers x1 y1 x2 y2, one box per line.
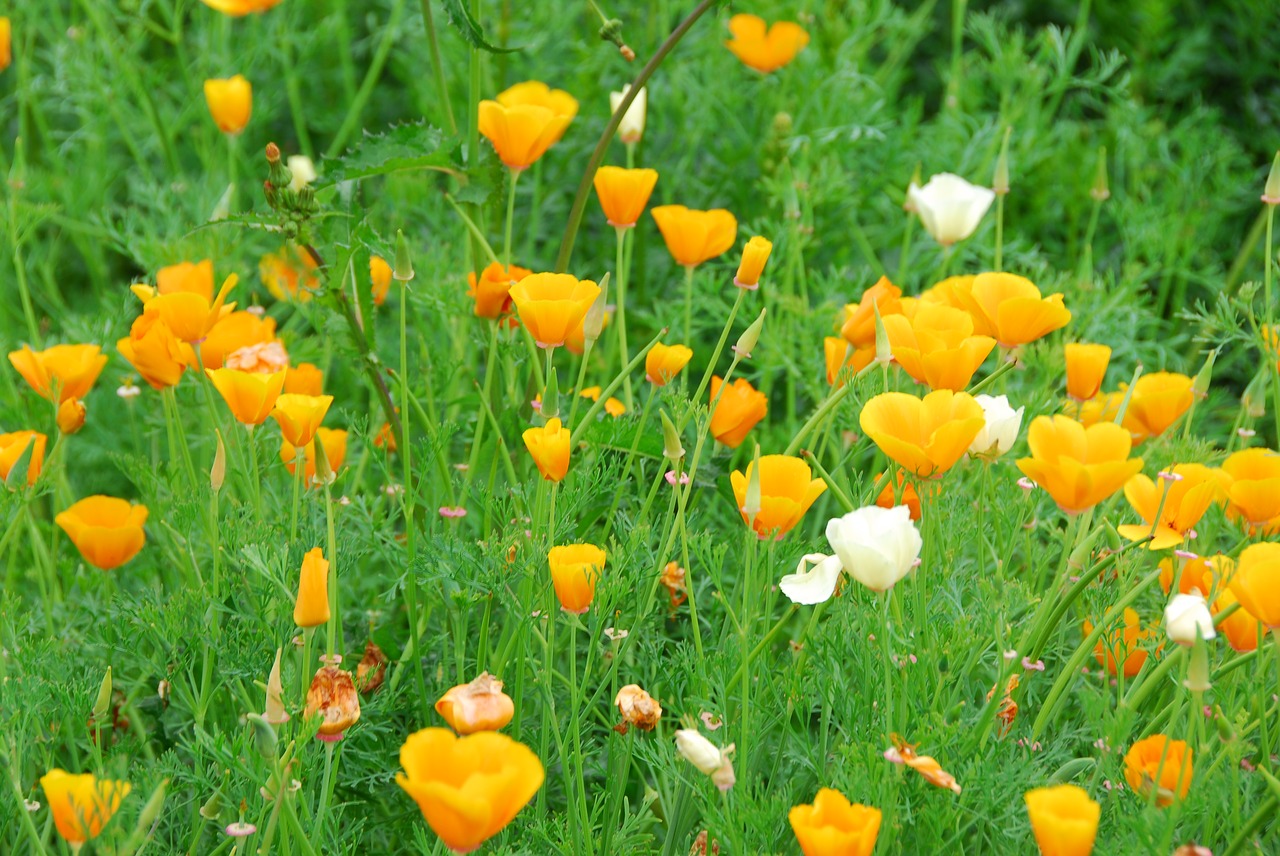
441 0 521 54
318 123 461 187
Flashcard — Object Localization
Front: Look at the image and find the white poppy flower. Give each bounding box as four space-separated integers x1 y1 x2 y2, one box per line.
1164 593 1216 646
969 394 1024 458
610 85 647 144
826 505 922 592
908 173 995 246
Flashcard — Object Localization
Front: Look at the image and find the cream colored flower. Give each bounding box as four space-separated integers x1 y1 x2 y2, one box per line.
908 173 995 246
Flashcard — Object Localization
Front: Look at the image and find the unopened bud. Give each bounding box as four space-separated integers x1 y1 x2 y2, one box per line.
620 44 635 62
266 144 293 191
394 230 415 283
1214 705 1234 743
211 429 227 492
583 274 610 344
1067 525 1105 570
58 398 86 435
993 126 1012 195
1183 635 1211 693
1191 349 1217 399
1265 151 1280 205
1090 147 1110 202
903 164 922 212
660 411 684 462
1244 370 1268 419
132 778 169 837
873 302 892 366
542 368 560 421
199 788 225 821
92 667 113 722
265 142 281 166
734 308 766 360
312 433 334 486
246 712 278 759
742 445 762 523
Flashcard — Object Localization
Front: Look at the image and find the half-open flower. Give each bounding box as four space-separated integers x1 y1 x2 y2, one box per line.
646 343 693 386
709 376 767 448
204 75 252 135
467 262 532 320
594 166 659 228
55 496 148 571
1228 541 1280 628
789 788 881 856
908 174 995 247
8 343 108 403
1015 416 1143 515
293 547 330 628
882 303 995 391
1221 448 1280 533
724 13 809 73
1024 784 1099 856
1123 735 1192 806
132 274 237 343
826 504 922 593
954 272 1070 348
859 390 985 479
206 367 286 425
729 454 826 539
651 205 738 268
1064 343 1111 402
1122 372 1194 443
508 273 601 349
271 393 333 448
548 544 606 614
0 430 46 486
522 417 570 481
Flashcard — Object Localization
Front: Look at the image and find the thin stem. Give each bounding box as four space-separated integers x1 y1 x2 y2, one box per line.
682 265 695 344
615 226 634 408
504 168 521 269
418 0 457 133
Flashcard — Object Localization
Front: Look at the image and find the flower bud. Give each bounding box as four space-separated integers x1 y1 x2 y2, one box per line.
609 85 647 145
246 712 278 759
57 398 86 435
734 308 766 360
675 729 723 774
741 444 762 522
969 394 1024 459
873 302 892 367
1164 593 1215 647
1184 634 1211 693
734 236 773 290
1191 348 1216 399
264 647 290 725
394 229 415 283
293 547 331 628
583 274 610 345
199 787 225 821
211 429 227 492
660 411 684 462
542 368 560 421
1090 146 1110 202
1265 150 1280 205
92 666 113 723
266 143 292 188
993 126 1012 196
131 778 169 838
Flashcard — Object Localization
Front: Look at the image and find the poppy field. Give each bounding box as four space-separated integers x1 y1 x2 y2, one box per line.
3 1 1280 854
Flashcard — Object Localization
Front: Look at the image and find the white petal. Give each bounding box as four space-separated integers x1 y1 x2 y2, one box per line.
779 553 843 605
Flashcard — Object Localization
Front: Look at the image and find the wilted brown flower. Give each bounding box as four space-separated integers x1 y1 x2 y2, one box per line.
660 561 687 611
435 672 515 734
356 641 388 695
985 673 1019 737
305 665 361 740
614 684 662 732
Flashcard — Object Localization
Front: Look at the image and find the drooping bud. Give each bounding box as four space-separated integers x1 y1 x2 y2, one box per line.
660 411 684 462
734 308 766 360
1090 146 1110 202
993 126 1012 196
393 230 415 283
1264 151 1280 205
542 368 560 421
246 712 279 759
583 273 610 345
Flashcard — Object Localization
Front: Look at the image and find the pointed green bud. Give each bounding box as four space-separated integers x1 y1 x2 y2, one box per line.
132 778 169 836
660 411 684 462
211 429 226 493
394 230 415 283
1103 519 1123 552
873 301 892 366
1090 147 1110 202
734 308 766 359
199 787 225 821
1244 369 1268 419
266 143 293 190
1191 348 1217 399
312 433 334 486
993 126 1012 195
246 712 279 760
1265 151 1280 205
1067 524 1105 570
1183 635 1211 693
542 368 560 421
742 444 762 524
92 666 113 722
583 273 610 345
1214 705 1235 743
903 163 922 212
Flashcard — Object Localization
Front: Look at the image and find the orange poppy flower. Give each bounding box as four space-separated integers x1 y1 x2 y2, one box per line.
824 337 873 387
370 255 392 306
1228 542 1280 628
131 274 237 342
396 728 543 854
8 343 108 403
0 430 46 486
709 376 767 448
955 272 1071 348
57 398 86 435
206 367 286 425
39 770 131 844
281 427 348 485
1074 391 1124 427
522 417 570 481
156 259 215 301
594 166 659 228
874 470 928 520
1115 463 1220 549
1064 343 1111 402
271 393 333 448
1124 735 1192 806
116 317 194 391
729 454 827 539
888 734 961 793
199 0 284 15
55 496 149 571
0 18 10 73
650 205 738 268
1015 416 1143 514
789 788 881 856
1158 553 1233 596
435 672 515 734
1024 785 1099 856
467 262 533 319
478 88 575 171
548 543 606 614
735 236 773 289
882 304 996 391
646 343 693 386
284 362 324 395
840 277 904 348
1213 583 1262 652
1083 607 1159 678
1221 447 1280 532
1121 372 1194 443
508 273 600 349
204 75 252 134
260 245 320 303
859 390 985 479
917 276 973 310
293 547 330 628
200 310 278 370
724 13 810 73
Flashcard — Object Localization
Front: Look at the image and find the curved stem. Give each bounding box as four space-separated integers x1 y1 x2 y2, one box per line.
554 0 719 272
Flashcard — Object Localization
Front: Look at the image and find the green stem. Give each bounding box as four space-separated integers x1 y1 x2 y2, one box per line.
680 289 747 433
418 0 458 134
504 168 521 269
326 0 407 158
615 227 635 408
682 265 695 344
